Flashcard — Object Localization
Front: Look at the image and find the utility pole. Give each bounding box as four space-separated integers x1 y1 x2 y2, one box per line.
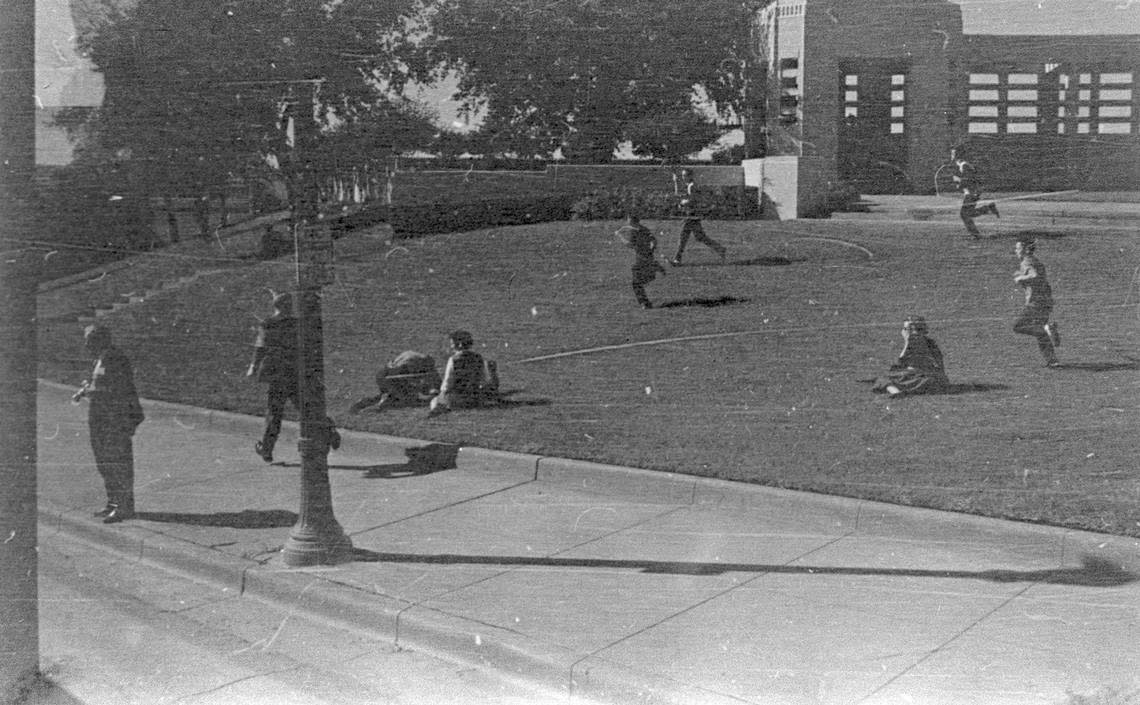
0 0 41 699
280 81 353 567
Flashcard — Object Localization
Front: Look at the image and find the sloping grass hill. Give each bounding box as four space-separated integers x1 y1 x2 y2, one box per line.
38 215 1140 536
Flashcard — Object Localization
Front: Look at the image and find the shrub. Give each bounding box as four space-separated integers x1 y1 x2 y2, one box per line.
384 193 578 237
571 186 761 220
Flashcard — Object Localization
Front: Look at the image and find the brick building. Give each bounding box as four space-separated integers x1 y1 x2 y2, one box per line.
741 0 1140 217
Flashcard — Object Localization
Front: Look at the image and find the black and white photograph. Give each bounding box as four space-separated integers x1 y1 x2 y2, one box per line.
3 0 1140 703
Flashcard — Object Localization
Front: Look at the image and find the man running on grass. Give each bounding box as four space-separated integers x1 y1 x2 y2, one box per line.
1013 237 1061 367
670 168 727 266
951 144 999 239
615 213 667 309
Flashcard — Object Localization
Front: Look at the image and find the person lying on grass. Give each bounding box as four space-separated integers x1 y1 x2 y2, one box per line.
872 316 949 397
427 330 501 417
349 350 442 413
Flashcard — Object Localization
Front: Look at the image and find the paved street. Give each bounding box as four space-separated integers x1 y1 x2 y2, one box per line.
35 381 1140 704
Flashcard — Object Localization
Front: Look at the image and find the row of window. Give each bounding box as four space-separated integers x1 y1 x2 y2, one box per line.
966 70 1134 135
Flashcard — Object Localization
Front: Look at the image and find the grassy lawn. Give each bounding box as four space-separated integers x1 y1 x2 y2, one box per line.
38 214 1140 536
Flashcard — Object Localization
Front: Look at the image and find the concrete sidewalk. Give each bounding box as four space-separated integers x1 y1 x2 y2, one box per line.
37 381 1140 705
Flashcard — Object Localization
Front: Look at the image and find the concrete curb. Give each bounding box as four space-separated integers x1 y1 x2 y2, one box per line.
37 379 1140 702
39 379 1140 567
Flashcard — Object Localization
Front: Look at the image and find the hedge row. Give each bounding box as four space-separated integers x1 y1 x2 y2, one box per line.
570 186 761 220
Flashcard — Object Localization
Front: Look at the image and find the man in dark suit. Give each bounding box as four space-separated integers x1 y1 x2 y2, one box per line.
951 144 999 238
73 325 144 524
670 168 726 266
247 291 340 462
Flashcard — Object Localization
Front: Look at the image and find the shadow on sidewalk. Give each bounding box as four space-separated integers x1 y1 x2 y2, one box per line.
329 442 460 478
348 550 1135 587
135 509 297 528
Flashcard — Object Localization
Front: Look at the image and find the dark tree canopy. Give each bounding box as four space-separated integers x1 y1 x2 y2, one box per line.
71 0 433 207
418 0 761 162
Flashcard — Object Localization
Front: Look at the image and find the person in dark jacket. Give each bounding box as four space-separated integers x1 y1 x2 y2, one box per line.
247 291 340 462
427 330 500 417
72 325 144 523
349 350 442 413
951 144 999 238
615 213 667 309
669 168 727 266
872 316 949 397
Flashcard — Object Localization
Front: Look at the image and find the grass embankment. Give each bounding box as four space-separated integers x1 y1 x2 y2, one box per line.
38 216 1140 536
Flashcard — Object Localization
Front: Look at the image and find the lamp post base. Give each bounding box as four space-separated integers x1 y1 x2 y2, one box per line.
282 436 353 567
281 526 353 567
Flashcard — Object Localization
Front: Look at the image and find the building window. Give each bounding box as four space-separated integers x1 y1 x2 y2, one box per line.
969 73 1000 84
969 89 999 101
1007 106 1038 118
890 123 904 134
1078 106 1090 117
969 122 999 133
1007 122 1037 133
1100 72 1133 84
1099 123 1132 134
1057 123 1066 134
891 74 906 86
844 90 858 102
1099 106 1132 118
1079 73 1092 84
844 106 858 118
1007 89 1038 101
845 74 858 86
891 106 905 118
1008 73 1038 84
969 106 999 117
1057 106 1066 118
890 90 905 102
1078 122 1090 133
1079 89 1091 101
1100 89 1132 101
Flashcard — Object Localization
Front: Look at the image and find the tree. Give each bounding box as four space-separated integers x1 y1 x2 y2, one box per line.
417 0 764 162
623 108 723 164
69 0 433 240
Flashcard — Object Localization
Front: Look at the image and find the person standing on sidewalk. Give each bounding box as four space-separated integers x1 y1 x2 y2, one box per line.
72 325 144 524
247 291 340 462
669 168 727 266
615 213 667 309
1012 237 1061 367
951 144 999 239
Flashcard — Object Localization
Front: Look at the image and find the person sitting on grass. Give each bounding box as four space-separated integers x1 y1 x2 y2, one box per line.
427 330 501 417
349 350 442 413
872 316 949 397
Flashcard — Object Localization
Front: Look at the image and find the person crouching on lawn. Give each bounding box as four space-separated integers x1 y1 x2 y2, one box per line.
349 349 442 413
427 330 500 417
873 316 949 397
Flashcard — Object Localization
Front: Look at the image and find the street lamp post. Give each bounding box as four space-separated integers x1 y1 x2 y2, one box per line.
280 86 353 567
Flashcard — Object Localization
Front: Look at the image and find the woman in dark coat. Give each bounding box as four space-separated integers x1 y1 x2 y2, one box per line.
872 316 949 397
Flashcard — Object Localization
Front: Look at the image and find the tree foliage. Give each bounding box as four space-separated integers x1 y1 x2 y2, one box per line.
71 0 433 210
418 0 760 162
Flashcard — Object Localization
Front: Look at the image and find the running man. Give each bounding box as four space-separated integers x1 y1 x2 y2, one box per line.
670 168 726 265
951 144 999 238
1012 237 1061 367
615 213 667 309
